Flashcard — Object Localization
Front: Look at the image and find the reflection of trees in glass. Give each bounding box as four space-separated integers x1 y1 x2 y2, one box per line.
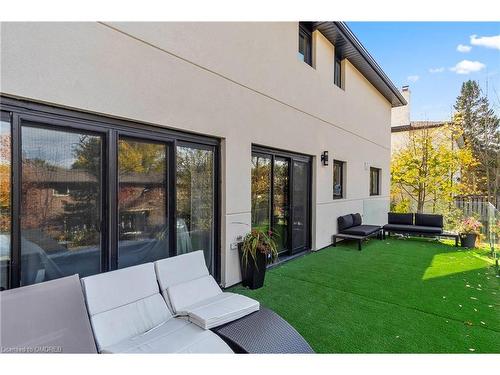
273 159 289 251
21 130 102 250
273 159 289 218
117 139 166 242
64 135 102 247
176 146 213 234
0 122 11 234
251 156 271 230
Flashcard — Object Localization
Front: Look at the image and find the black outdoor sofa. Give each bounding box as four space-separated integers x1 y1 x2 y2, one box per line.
382 212 459 246
332 213 382 250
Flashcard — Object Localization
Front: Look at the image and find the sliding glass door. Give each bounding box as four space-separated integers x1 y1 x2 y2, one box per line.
273 157 290 254
176 143 216 274
1 97 220 289
251 146 311 257
291 160 310 254
117 137 169 269
20 124 104 285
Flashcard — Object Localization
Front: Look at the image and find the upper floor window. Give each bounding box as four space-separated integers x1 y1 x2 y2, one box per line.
333 160 345 199
334 56 342 88
298 23 312 66
370 167 381 196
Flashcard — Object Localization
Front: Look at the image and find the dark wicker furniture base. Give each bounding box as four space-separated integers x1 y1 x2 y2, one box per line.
211 307 314 353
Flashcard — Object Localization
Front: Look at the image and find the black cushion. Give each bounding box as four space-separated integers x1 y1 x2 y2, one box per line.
340 225 381 236
338 214 354 231
383 224 442 234
415 213 443 228
388 212 413 225
351 213 362 226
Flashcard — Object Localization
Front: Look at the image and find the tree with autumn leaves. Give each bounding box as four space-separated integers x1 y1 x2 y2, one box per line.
391 123 477 218
0 130 10 233
391 80 499 228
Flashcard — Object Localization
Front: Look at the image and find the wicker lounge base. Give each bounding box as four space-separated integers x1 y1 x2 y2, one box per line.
212 307 314 353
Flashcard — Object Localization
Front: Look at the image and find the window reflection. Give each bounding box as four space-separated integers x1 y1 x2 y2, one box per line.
251 155 271 231
333 160 344 199
0 112 11 290
20 125 103 286
176 145 214 273
370 167 381 196
118 138 168 268
273 158 290 253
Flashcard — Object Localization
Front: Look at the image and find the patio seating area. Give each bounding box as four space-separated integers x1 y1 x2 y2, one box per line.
231 238 500 353
0 250 313 354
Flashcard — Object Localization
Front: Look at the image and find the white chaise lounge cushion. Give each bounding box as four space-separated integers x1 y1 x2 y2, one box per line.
154 251 259 329
182 293 261 330
81 262 233 353
101 317 232 353
81 263 172 351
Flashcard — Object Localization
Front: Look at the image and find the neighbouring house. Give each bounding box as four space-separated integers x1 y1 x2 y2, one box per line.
390 85 448 151
0 22 405 290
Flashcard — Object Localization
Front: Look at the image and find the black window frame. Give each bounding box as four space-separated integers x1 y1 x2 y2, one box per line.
333 160 345 200
251 144 313 257
334 56 342 88
0 96 221 288
370 167 381 196
298 23 313 66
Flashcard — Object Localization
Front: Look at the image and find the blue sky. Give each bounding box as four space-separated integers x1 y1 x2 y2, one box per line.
348 22 500 121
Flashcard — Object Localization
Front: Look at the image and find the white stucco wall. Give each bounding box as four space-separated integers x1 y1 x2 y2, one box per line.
0 22 392 287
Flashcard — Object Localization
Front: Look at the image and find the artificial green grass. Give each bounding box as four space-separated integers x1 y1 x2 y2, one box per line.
230 238 500 353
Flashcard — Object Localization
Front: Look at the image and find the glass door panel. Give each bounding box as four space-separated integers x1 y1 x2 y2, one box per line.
117 137 168 268
20 125 103 285
292 160 310 254
176 144 215 273
251 154 271 232
273 157 290 254
0 112 11 290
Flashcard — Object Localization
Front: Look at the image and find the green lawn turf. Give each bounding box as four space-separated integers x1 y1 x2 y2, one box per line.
229 237 500 353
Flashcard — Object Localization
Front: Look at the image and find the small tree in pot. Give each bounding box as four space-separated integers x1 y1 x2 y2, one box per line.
238 229 278 289
457 217 482 248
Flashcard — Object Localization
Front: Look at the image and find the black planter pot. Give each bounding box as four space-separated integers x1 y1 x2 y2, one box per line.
238 243 268 289
460 233 477 248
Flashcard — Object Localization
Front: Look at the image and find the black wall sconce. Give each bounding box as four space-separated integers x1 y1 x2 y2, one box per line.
321 151 329 166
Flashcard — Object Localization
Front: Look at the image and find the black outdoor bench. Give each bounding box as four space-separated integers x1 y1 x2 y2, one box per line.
332 213 382 251
383 212 459 246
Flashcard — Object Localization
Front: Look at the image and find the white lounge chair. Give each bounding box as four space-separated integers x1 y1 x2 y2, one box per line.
80 262 232 353
154 250 260 330
0 275 97 353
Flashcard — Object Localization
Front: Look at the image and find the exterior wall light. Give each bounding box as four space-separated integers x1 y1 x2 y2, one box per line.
321 151 329 166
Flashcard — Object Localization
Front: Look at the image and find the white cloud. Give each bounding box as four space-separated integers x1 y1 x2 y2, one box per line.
429 67 445 73
450 60 486 74
470 34 500 50
407 75 420 82
456 44 472 53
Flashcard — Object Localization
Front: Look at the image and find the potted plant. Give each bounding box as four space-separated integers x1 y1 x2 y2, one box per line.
238 229 278 289
457 217 482 248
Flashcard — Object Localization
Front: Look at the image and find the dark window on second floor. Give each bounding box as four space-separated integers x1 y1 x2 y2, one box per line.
370 167 381 196
298 23 312 66
333 160 345 199
334 56 342 88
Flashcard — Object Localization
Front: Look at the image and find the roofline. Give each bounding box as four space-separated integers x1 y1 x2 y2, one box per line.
334 22 406 107
391 122 446 133
311 22 407 108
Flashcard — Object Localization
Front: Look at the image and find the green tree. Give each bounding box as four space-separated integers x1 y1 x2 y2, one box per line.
391 124 476 216
454 80 500 202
